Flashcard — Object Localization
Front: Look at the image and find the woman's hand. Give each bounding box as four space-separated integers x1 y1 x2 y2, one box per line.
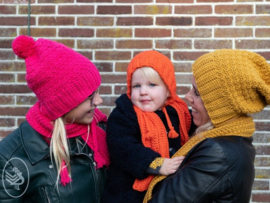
159 156 185 175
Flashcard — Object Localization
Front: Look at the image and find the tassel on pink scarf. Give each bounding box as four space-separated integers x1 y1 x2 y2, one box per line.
60 160 72 186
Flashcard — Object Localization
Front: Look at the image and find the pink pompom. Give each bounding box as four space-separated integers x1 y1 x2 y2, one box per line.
12 35 35 59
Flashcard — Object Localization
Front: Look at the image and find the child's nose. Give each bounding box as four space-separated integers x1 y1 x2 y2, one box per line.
140 86 147 95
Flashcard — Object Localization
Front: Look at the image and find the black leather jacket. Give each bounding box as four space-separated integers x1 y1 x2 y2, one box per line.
149 136 255 203
0 121 107 203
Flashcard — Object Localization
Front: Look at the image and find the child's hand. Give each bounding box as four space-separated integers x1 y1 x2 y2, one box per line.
159 156 185 175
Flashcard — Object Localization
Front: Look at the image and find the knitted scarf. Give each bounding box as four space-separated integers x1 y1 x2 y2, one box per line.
26 101 110 186
133 95 191 192
143 116 255 202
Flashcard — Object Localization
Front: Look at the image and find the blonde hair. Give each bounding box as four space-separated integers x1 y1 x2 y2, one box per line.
194 121 214 138
50 117 71 188
140 67 166 86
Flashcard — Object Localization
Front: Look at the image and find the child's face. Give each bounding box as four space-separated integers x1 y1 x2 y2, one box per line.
131 68 169 112
63 88 103 124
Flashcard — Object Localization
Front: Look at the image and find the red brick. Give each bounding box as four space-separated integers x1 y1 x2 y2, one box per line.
175 75 192 84
255 169 270 179
156 0 193 2
116 40 153 49
215 28 253 37
0 28 16 37
0 74 15 82
19 5 55 14
54 39 75 48
78 40 113 49
255 122 270 131
77 17 114 26
20 28 56 37
253 132 270 143
59 29 94 37
255 157 270 167
0 119 15 129
174 51 208 61
117 17 153 26
174 28 211 38
252 180 269 190
175 6 212 14
0 96 14 105
256 28 270 37
196 17 232 25
115 62 129 72
238 0 262 2
0 51 15 60
17 74 26 83
99 108 112 117
38 0 73 3
117 0 152 2
0 107 29 116
99 86 112 94
102 96 119 106
77 0 112 2
256 5 270 14
0 84 32 94
97 29 132 38
135 28 171 38
235 40 270 49
133 50 171 60
0 6 16 14
59 6 94 14
252 109 270 120
236 16 270 26
195 40 232 49
173 63 192 72
97 6 131 15
255 145 270 155
0 39 12 48
134 5 172 14
96 51 131 60
115 85 127 95
3 0 34 3
17 96 37 105
77 51 92 60
252 193 270 202
94 63 113 72
256 52 270 60
176 86 190 95
0 62 25 71
156 40 191 49
215 5 253 14
156 17 192 26
198 0 233 2
0 17 35 26
18 118 26 126
101 74 127 83
0 131 13 139
39 17 74 26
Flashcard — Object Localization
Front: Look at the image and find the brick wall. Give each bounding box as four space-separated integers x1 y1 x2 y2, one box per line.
0 0 270 202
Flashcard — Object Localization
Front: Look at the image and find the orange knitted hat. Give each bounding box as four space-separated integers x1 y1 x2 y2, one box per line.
127 50 191 191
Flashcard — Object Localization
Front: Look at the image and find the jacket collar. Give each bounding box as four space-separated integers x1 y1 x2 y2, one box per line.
20 121 50 164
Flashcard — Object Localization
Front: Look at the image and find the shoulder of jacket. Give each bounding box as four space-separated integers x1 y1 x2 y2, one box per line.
0 127 22 161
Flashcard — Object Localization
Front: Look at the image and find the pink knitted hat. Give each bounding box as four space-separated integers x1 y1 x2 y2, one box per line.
12 35 101 120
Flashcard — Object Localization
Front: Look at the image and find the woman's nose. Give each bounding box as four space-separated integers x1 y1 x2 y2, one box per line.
93 93 103 106
185 90 193 103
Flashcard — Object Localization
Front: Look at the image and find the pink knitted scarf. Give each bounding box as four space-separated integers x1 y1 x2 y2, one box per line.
26 101 110 185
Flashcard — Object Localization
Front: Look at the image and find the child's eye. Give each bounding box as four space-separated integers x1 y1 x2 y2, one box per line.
133 84 140 88
149 83 156 87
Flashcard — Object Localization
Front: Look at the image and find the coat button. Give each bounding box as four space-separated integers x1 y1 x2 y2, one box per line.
49 165 53 169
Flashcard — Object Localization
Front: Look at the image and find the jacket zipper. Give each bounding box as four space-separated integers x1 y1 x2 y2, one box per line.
76 152 99 203
42 187 51 203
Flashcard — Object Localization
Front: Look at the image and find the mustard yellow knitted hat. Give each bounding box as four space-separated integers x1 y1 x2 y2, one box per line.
192 49 270 127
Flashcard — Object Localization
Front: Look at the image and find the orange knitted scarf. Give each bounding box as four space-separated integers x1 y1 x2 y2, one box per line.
132 95 191 192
